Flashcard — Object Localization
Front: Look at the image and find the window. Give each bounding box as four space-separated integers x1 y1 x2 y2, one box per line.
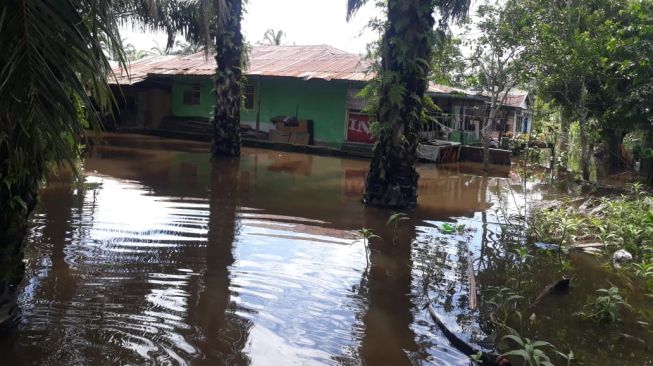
244 84 256 110
183 84 201 106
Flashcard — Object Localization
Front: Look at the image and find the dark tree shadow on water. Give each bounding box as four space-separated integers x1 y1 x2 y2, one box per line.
188 158 252 366
358 208 420 366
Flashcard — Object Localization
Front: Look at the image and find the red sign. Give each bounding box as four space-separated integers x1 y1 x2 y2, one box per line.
346 112 374 143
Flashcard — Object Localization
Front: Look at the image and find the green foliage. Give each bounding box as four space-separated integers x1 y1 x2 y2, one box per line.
439 222 465 235
502 331 558 366
531 190 653 277
358 227 379 241
632 261 653 289
387 212 409 245
501 328 577 366
357 228 379 267
347 0 470 208
387 212 409 226
0 0 213 288
462 0 535 167
514 0 653 178
430 33 466 86
470 351 484 364
576 287 632 323
529 208 587 246
486 296 575 366
262 29 285 46
486 286 525 324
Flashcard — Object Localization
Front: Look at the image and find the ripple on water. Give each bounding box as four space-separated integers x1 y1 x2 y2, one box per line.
229 220 367 366
16 175 208 365
15 174 372 366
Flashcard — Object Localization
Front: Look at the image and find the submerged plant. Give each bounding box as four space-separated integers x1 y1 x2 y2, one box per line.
357 228 379 268
529 208 586 247
440 222 456 234
502 332 557 366
440 222 466 235
512 247 533 290
503 334 576 366
494 319 575 366
576 287 632 323
387 212 409 245
486 286 525 324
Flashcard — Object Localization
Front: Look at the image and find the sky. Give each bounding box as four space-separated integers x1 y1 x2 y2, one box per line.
120 0 383 54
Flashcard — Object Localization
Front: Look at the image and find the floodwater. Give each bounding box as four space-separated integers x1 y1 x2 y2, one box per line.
0 134 650 365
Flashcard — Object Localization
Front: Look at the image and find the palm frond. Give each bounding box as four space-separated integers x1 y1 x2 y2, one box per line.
434 0 470 25
346 0 367 21
1 0 123 186
117 0 218 54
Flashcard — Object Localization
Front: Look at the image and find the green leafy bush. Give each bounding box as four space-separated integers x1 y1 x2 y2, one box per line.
575 287 632 324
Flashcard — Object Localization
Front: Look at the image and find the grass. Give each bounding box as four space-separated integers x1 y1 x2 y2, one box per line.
529 184 653 268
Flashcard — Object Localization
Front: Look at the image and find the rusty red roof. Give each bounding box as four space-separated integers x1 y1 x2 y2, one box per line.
111 45 373 85
504 92 529 109
110 55 179 85
248 45 371 81
427 82 478 96
476 90 530 109
110 45 528 107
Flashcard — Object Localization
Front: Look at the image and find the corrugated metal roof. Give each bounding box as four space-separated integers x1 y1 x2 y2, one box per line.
504 92 529 109
427 82 479 96
110 55 179 85
248 45 371 81
111 45 373 84
110 45 528 108
477 90 530 109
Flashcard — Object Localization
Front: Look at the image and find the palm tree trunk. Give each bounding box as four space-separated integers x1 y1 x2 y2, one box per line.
363 0 435 208
212 0 244 158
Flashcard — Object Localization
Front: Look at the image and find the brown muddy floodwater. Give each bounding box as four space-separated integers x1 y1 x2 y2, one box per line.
0 134 650 366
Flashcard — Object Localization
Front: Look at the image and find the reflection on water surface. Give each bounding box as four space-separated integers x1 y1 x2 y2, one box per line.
4 134 645 366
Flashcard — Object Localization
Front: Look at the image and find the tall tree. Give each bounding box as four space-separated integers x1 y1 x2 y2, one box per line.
174 40 205 55
430 33 466 86
0 0 219 333
465 0 534 171
347 0 470 208
0 0 128 332
525 0 622 180
126 0 245 157
594 0 653 174
262 28 285 45
212 0 244 157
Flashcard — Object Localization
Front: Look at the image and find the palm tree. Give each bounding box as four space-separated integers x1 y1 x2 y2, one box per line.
263 28 285 45
125 43 150 60
212 0 244 157
0 0 130 333
174 40 205 55
123 0 245 157
149 40 172 55
347 0 470 208
0 0 226 333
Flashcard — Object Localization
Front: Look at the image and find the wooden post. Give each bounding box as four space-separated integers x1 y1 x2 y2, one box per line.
460 98 466 145
255 76 262 136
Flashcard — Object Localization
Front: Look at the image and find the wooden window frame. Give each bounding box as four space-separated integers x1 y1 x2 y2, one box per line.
183 84 201 106
243 84 256 110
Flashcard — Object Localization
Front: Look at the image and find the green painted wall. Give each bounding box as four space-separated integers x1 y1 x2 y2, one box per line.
256 77 348 145
171 77 214 118
170 76 350 145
